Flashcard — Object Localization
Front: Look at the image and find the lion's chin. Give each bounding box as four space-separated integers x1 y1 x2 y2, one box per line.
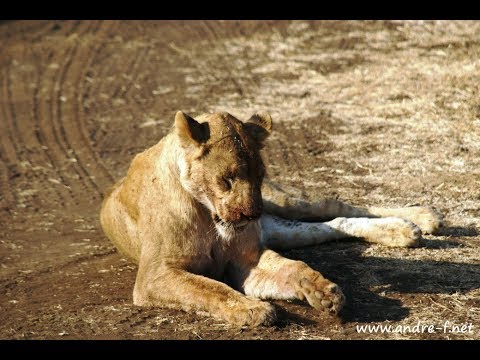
213 216 249 241
214 222 237 241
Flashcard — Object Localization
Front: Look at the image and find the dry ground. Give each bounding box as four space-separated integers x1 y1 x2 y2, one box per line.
0 20 479 340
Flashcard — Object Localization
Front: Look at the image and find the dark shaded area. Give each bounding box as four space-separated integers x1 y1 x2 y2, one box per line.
282 230 480 323
436 226 478 237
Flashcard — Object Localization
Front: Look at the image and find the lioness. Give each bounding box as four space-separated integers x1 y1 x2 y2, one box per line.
100 111 443 326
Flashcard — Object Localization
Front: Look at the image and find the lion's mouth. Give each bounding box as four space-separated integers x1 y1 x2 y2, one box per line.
213 214 249 231
233 221 249 231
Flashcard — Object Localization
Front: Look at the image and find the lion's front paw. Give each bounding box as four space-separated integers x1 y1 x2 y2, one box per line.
407 206 444 234
294 272 345 315
225 299 277 327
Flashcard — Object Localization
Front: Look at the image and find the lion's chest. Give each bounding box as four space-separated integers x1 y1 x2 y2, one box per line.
185 241 230 281
187 223 261 282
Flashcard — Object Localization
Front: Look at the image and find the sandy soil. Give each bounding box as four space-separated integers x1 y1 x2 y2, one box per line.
1 20 479 340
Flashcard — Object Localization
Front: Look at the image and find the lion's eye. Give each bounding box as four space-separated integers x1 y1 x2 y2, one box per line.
222 176 234 191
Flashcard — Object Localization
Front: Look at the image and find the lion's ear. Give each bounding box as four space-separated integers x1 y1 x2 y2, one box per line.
245 112 272 146
175 111 210 146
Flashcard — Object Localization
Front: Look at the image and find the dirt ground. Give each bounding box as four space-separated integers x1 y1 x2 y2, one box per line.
1 20 479 340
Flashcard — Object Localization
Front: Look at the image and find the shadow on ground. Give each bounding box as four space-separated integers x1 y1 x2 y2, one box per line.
281 226 480 324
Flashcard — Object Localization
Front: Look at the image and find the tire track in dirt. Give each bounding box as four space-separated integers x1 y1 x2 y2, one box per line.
0 66 21 212
80 24 120 174
81 23 118 119
92 23 149 114
2 56 55 210
29 21 86 199
57 54 101 195
31 47 72 203
9 43 71 205
37 51 79 200
0 23 82 211
50 21 104 199
0 155 15 213
1 66 23 167
79 22 137 173
65 20 117 196
28 21 86 204
83 23 150 171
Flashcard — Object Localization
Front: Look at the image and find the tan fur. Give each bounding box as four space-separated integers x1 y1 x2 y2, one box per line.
100 111 443 327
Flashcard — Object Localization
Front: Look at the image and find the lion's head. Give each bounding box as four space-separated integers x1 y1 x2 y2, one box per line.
175 111 272 240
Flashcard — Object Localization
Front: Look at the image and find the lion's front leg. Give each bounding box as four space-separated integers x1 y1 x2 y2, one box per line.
231 249 345 314
133 261 276 327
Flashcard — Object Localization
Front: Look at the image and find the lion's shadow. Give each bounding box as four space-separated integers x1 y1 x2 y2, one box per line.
279 226 480 324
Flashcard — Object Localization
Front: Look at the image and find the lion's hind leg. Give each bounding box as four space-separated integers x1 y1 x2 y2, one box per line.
262 181 443 235
260 214 421 250
366 206 444 234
